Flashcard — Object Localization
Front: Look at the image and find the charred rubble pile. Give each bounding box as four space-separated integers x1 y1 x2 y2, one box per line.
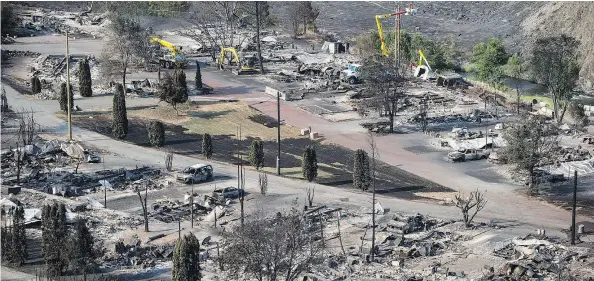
1 139 164 196
312 213 461 280
149 192 234 223
101 240 176 270
486 234 592 281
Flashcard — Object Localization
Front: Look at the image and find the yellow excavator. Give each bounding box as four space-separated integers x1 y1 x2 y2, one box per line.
216 47 258 75
150 36 188 69
414 49 437 80
375 4 417 57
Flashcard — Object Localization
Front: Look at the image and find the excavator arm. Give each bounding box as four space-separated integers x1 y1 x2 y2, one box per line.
219 47 240 65
150 37 179 56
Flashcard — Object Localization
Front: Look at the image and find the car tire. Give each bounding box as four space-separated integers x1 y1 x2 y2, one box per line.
348 77 357 84
186 179 194 185
165 61 171 69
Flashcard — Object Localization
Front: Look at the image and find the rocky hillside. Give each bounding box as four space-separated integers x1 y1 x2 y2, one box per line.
521 2 594 90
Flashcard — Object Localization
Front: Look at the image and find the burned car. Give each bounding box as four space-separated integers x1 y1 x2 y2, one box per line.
212 187 243 199
176 164 213 184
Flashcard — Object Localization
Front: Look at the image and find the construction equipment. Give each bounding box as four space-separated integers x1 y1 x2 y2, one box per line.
216 47 259 75
414 49 437 80
375 4 417 57
150 36 188 69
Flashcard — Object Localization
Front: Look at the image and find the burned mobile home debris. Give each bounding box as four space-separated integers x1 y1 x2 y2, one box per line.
2 1 594 281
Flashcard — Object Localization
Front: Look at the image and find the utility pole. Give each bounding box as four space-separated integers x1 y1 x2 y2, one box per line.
369 134 377 263
394 3 399 67
103 155 106 207
190 187 194 228
571 170 577 245
276 92 281 175
66 30 72 141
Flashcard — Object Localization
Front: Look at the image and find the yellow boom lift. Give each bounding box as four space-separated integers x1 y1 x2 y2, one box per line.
216 47 258 75
414 49 437 80
375 4 417 57
150 36 188 69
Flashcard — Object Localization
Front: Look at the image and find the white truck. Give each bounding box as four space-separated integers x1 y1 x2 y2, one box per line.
340 64 361 84
447 148 490 162
176 164 213 184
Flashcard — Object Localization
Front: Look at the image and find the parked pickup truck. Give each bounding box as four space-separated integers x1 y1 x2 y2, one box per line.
447 148 490 162
176 164 213 184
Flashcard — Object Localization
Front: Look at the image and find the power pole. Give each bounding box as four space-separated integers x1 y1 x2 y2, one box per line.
103 155 106 207
394 3 399 67
369 134 377 262
571 170 577 245
190 187 194 228
276 92 281 175
66 30 72 141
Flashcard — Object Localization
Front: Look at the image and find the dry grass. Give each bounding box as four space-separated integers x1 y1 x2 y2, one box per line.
179 101 301 140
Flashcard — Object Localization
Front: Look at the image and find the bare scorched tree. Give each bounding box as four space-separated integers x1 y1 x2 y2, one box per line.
454 189 487 227
220 204 324 281
101 12 152 89
360 57 407 133
182 2 253 55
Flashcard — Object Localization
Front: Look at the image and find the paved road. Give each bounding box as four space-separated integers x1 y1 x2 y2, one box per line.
2 36 590 232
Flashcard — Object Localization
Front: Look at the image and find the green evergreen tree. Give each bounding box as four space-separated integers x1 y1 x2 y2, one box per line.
10 206 27 265
31 76 41 94
195 60 202 90
302 145 318 182
174 68 188 103
248 139 264 169
69 218 96 275
353 149 371 191
147 120 165 147
45 202 68 277
58 82 73 112
470 38 508 84
112 83 128 139
172 233 201 281
202 133 212 159
41 204 50 256
0 226 10 261
78 58 93 97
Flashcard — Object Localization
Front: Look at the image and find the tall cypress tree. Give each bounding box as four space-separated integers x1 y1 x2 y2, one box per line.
172 233 201 281
249 139 264 169
174 68 188 103
45 202 68 277
0 226 10 261
69 218 95 275
10 206 27 265
195 60 202 90
112 83 128 139
58 82 73 112
31 76 41 94
202 133 212 159
78 58 93 97
302 145 318 182
353 149 371 191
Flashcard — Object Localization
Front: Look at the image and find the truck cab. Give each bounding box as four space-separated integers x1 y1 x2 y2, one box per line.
341 64 361 84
